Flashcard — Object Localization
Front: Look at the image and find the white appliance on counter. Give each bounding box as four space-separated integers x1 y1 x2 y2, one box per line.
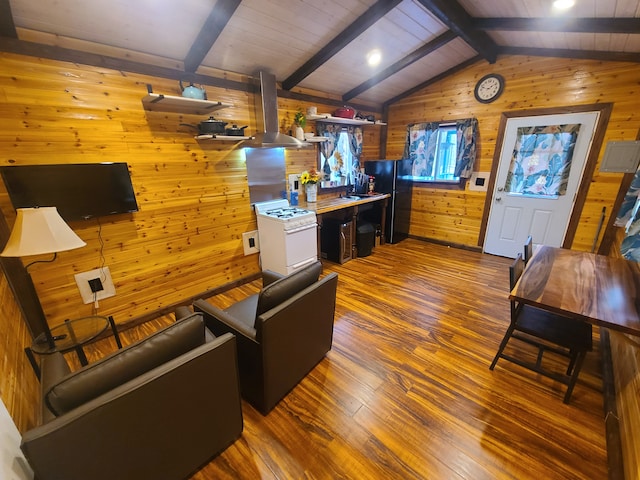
255 199 318 275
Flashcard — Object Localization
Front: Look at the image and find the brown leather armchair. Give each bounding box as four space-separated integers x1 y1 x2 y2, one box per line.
21 313 243 480
194 261 338 414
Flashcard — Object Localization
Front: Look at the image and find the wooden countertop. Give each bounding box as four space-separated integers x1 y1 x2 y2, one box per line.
511 245 640 336
302 193 390 215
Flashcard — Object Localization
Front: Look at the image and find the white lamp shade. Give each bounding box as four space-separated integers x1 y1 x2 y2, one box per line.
1 207 86 257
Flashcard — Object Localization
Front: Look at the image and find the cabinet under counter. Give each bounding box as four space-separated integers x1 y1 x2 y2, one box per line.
303 194 390 261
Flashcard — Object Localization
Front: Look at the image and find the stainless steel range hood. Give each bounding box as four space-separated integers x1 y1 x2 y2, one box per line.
244 71 306 148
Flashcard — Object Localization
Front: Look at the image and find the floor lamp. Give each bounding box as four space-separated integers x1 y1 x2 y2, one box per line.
0 207 86 349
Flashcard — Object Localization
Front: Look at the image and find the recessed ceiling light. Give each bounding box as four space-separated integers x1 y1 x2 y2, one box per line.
366 49 382 67
553 0 575 10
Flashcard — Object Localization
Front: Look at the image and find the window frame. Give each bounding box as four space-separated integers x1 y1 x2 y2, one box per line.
406 122 464 187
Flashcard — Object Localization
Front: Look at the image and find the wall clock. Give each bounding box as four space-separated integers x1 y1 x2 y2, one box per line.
474 74 505 103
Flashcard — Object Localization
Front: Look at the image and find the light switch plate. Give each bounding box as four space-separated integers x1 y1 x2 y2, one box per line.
289 174 301 194
74 267 116 304
468 172 490 192
242 230 260 255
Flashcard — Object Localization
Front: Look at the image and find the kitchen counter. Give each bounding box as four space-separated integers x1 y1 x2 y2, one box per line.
302 193 390 215
303 193 390 260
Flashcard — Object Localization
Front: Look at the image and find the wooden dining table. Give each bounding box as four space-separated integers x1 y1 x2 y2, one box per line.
510 245 640 337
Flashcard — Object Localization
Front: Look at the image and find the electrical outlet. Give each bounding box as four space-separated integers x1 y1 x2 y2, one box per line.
88 278 103 293
289 174 301 194
242 230 260 255
74 267 116 304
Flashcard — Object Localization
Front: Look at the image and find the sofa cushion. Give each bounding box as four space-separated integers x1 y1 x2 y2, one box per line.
45 313 206 416
255 261 322 320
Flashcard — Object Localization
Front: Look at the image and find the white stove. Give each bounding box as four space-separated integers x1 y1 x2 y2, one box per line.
254 199 317 229
254 199 318 275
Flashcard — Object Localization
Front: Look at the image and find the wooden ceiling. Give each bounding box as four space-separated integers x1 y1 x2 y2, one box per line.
1 0 639 109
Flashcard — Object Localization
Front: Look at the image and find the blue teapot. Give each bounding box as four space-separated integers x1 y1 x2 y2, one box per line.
179 80 207 100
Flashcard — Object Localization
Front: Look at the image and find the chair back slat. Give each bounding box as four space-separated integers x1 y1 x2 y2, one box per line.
524 235 533 265
509 253 524 290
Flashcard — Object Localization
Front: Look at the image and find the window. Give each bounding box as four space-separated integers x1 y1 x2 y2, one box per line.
433 125 458 181
404 118 478 184
406 124 459 183
316 124 363 190
319 130 357 187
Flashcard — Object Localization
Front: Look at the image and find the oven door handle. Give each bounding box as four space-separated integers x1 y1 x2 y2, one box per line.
284 223 317 235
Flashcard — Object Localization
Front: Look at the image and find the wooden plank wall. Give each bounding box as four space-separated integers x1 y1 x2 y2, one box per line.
608 227 640 479
0 269 39 433
384 56 640 251
0 52 381 431
610 331 640 479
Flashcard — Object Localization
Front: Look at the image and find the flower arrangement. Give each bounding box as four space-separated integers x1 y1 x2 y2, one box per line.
300 168 319 185
294 109 306 129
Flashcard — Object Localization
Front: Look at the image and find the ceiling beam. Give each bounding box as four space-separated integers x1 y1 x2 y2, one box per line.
343 30 457 102
183 0 241 73
383 55 482 108
0 0 17 38
475 17 640 34
500 46 640 63
416 0 498 63
281 0 403 91
276 88 381 114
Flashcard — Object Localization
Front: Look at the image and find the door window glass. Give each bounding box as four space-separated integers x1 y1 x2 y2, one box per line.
504 124 581 197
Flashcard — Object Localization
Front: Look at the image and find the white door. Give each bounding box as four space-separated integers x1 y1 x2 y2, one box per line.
484 111 599 258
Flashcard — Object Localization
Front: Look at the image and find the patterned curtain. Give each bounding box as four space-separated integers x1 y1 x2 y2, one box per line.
403 119 478 179
504 124 580 196
346 126 363 183
404 122 439 177
454 118 478 179
316 123 342 180
615 164 640 261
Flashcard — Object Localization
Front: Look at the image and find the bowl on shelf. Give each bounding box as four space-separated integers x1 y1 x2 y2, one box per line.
304 133 315 140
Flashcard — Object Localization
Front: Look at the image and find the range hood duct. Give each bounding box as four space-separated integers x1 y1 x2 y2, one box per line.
244 71 306 148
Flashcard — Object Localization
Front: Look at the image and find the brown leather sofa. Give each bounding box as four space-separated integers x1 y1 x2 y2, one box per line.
21 312 243 480
194 261 339 415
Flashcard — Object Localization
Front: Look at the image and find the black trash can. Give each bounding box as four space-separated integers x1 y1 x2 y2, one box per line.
357 222 375 257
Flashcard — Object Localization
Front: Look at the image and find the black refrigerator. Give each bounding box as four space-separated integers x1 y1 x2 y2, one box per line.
364 159 412 244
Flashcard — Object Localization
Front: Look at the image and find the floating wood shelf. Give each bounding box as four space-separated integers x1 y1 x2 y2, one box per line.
307 114 386 126
194 134 253 141
142 93 232 115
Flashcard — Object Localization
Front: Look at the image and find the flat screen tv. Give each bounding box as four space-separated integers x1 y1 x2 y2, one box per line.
0 162 139 221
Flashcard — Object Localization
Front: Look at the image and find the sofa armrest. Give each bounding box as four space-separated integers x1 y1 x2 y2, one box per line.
193 299 257 340
257 272 338 413
194 298 264 408
262 269 284 287
21 333 243 480
39 353 72 424
174 305 193 321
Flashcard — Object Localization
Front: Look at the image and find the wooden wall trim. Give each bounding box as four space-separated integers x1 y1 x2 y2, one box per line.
95 271 262 338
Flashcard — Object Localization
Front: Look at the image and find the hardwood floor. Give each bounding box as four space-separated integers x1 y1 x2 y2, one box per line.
77 239 607 479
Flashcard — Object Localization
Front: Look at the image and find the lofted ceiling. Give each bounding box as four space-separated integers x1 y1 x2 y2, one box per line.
1 0 639 109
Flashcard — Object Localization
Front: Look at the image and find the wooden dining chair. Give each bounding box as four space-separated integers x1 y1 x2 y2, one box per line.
489 253 593 403
523 235 533 265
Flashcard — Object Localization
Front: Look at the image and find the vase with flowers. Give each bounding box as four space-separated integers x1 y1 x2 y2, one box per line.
300 168 319 202
294 109 306 141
